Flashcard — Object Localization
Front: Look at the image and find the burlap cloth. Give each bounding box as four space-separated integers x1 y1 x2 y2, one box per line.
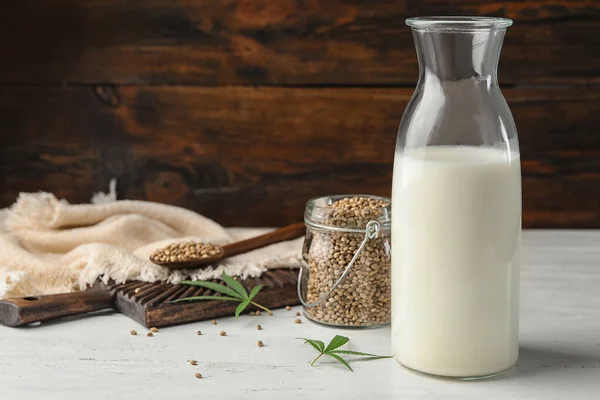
0 187 302 299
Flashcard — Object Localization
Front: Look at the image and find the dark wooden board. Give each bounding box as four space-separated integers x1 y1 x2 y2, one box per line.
136 269 299 327
0 0 598 85
1 86 599 228
0 269 300 328
0 291 116 327
112 268 300 328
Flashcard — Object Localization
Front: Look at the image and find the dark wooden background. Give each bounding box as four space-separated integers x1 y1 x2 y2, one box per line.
1 1 599 228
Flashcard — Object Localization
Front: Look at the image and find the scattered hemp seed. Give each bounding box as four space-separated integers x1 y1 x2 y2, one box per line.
257 340 264 348
268 311 273 316
211 320 217 325
189 360 198 366
257 324 262 330
285 306 291 311
294 319 302 324
196 330 202 336
150 327 159 333
134 288 141 294
295 312 301 316
255 310 261 316
249 311 256 316
219 331 227 336
194 373 203 379
147 332 153 337
130 330 137 336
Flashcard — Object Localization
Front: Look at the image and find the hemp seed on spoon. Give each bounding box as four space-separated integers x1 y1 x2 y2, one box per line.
149 222 305 270
150 242 221 264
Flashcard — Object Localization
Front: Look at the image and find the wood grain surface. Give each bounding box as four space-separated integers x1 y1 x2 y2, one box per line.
0 0 598 85
0 0 598 228
1 86 599 228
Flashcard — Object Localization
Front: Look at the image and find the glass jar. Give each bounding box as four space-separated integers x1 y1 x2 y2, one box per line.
298 195 391 327
391 17 521 379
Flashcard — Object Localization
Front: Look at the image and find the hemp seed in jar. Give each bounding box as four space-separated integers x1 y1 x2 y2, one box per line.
298 195 391 327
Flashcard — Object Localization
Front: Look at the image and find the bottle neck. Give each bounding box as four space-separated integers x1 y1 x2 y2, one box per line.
413 28 506 83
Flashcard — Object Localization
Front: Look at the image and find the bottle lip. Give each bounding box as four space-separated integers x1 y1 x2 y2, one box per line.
406 16 513 31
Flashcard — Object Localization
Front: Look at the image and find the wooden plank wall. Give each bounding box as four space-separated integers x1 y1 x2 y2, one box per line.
1 0 599 228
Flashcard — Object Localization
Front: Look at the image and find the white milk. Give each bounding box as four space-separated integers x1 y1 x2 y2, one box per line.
391 146 521 378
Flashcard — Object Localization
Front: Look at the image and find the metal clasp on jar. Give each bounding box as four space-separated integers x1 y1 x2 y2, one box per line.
297 220 381 308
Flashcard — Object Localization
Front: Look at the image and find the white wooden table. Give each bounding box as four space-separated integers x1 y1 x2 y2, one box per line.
0 231 599 399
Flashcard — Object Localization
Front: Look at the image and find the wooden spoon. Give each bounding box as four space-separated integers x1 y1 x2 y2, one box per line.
151 222 305 270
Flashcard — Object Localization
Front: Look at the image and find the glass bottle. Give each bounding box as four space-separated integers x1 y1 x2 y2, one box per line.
391 17 521 379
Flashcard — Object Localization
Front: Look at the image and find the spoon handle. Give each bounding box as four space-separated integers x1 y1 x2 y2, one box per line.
222 222 305 259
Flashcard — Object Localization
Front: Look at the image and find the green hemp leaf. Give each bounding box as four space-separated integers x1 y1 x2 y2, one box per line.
173 272 271 317
298 335 391 371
